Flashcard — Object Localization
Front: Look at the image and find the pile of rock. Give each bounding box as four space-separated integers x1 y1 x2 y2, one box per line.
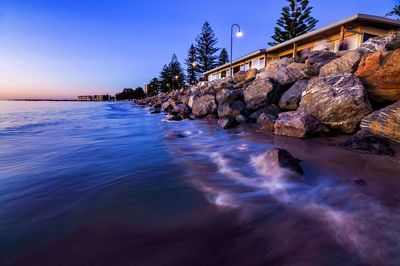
135 31 400 155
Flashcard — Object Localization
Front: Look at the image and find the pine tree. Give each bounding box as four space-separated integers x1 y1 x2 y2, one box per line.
195 21 220 74
185 44 198 85
386 5 400 19
268 0 318 46
147 77 159 96
218 48 229 66
159 64 172 93
159 54 185 92
168 54 185 90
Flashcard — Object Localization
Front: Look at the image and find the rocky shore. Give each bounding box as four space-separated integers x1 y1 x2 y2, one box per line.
134 32 400 156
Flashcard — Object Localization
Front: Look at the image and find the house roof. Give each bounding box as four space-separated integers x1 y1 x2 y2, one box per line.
203 49 266 75
266 13 400 53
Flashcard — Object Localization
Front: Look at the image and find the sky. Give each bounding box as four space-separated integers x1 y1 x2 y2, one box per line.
0 0 397 99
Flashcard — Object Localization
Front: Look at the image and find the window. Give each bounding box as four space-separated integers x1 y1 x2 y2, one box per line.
240 64 245 71
363 33 378 43
244 63 250 71
259 58 265 69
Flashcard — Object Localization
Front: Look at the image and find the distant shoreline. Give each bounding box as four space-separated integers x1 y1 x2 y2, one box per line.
1 99 118 102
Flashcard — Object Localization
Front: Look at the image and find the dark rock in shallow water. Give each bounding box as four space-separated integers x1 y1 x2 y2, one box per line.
340 130 395 156
264 148 304 175
149 107 161 114
217 117 238 129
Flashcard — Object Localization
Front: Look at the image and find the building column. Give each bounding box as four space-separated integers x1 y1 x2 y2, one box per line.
292 42 298 58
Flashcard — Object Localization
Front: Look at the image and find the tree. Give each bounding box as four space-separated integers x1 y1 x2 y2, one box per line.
159 54 185 92
268 0 318 46
116 87 144 100
185 44 198 85
147 77 159 97
218 48 229 66
386 5 400 19
195 21 220 74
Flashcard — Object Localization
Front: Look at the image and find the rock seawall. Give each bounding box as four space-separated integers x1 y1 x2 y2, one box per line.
135 32 400 154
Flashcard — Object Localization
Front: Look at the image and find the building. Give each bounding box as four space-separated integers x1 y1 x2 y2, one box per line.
77 94 111 101
204 14 400 82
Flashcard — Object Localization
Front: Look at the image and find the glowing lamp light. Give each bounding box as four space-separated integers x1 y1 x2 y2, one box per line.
236 31 243 38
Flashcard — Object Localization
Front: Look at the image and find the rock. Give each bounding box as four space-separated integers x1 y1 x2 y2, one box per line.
319 50 362 76
244 78 281 111
262 148 304 175
274 110 330 138
216 89 242 105
299 73 373 134
233 71 246 83
340 130 395 156
235 115 249 124
218 101 247 118
304 50 339 77
249 104 281 122
355 49 400 102
279 79 308 111
192 94 217 117
257 113 277 132
170 104 190 120
161 98 176 112
258 65 306 87
264 57 292 72
358 32 400 54
214 80 234 91
149 107 161 114
245 69 257 82
360 101 400 143
181 96 190 106
188 95 195 109
217 117 238 129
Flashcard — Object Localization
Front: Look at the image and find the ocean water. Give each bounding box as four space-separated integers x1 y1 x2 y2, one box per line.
1 101 400 266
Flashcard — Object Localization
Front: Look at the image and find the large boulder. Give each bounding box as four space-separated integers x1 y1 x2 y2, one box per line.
233 71 246 83
299 73 373 134
243 78 281 111
257 113 277 132
217 101 247 118
319 50 362 76
360 101 400 143
304 50 340 77
170 104 190 121
161 98 176 112
192 94 217 117
340 130 395 156
279 79 308 111
274 110 330 138
358 32 400 54
216 89 242 105
355 49 400 102
245 69 257 82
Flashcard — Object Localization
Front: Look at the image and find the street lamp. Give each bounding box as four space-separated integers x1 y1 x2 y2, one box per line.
230 24 243 78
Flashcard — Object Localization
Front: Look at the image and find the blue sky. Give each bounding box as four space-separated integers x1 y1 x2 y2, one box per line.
0 0 397 99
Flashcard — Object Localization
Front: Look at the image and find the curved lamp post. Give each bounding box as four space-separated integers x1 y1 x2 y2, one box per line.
230 24 243 77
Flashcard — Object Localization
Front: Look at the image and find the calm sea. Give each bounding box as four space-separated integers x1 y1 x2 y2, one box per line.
1 101 400 266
